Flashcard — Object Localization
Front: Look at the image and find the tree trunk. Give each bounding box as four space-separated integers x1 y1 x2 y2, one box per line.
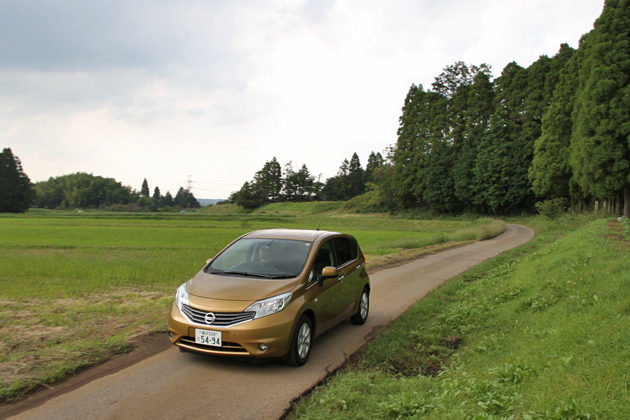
625 187 630 218
617 191 622 217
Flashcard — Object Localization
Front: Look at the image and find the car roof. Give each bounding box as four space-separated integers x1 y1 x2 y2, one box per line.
243 229 342 242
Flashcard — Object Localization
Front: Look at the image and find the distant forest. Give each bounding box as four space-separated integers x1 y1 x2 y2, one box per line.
233 0 630 217
2 1 628 216
33 173 200 212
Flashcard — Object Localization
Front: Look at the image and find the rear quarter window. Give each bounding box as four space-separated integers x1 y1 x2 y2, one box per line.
333 237 358 267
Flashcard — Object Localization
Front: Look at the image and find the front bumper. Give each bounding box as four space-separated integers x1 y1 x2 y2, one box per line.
168 302 297 359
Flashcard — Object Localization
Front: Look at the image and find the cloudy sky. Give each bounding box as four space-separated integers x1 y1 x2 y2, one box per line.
1 0 605 199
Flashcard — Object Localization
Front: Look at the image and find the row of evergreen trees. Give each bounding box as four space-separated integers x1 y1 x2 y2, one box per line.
139 178 200 211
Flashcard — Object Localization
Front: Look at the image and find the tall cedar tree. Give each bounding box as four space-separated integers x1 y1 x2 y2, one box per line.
491 62 534 213
0 148 34 213
365 151 384 184
322 159 351 201
531 44 582 199
282 162 299 201
486 53 568 214
391 85 448 208
236 181 263 209
570 0 630 215
254 157 283 203
454 71 495 209
141 178 150 197
163 191 174 207
348 153 365 198
423 140 459 213
294 164 316 200
152 186 162 207
472 106 515 214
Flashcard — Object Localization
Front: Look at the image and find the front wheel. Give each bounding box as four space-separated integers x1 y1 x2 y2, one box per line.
286 314 313 367
350 288 369 325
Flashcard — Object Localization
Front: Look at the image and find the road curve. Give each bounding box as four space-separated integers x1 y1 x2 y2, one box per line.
6 224 534 420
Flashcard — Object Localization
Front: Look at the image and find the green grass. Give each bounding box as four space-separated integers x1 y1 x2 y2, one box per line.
0 206 505 404
287 215 629 419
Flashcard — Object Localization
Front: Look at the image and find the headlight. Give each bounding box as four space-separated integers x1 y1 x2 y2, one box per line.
244 292 292 319
175 282 190 311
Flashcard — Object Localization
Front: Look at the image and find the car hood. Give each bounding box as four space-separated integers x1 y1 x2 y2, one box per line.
187 270 299 302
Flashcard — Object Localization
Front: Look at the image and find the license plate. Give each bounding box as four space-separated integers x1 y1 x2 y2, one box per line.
195 329 222 347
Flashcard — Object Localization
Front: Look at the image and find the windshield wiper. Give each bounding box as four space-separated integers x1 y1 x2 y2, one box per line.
219 271 273 279
269 274 296 279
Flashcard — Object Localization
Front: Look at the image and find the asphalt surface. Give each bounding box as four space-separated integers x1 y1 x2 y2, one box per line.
6 224 534 420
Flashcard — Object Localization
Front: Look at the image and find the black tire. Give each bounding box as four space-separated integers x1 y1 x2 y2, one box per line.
350 288 369 325
286 314 313 367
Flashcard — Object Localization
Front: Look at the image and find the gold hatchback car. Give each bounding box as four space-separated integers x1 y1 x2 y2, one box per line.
168 229 370 366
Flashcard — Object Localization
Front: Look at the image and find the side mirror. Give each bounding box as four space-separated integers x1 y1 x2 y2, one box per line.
319 267 338 285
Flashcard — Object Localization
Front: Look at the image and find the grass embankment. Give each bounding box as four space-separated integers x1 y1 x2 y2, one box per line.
287 216 630 419
0 205 504 404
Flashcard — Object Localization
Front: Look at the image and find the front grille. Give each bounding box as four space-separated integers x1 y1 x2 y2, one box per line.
182 304 255 327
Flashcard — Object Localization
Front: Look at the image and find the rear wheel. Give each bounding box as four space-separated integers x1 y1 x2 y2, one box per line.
286 314 313 366
350 288 369 325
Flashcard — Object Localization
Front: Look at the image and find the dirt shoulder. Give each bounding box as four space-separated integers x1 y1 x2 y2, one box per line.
0 334 171 419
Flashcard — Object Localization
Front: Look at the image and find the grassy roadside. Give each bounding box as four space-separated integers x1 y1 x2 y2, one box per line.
0 207 504 404
286 215 629 419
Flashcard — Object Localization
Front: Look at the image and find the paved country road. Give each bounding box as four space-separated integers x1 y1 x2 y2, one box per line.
5 224 534 420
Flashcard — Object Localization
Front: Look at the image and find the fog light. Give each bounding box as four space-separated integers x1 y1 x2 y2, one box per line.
168 332 174 339
258 344 268 351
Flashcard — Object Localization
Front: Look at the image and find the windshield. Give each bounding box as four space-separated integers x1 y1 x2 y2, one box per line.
207 238 313 279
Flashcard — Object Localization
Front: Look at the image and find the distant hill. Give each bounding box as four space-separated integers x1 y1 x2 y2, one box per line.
197 198 224 207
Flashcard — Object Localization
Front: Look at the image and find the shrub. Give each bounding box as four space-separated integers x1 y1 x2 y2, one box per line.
535 198 568 219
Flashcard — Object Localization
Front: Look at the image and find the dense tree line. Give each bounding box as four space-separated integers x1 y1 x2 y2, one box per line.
231 153 384 209
380 47 576 215
532 0 630 216
0 148 34 213
35 173 134 209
